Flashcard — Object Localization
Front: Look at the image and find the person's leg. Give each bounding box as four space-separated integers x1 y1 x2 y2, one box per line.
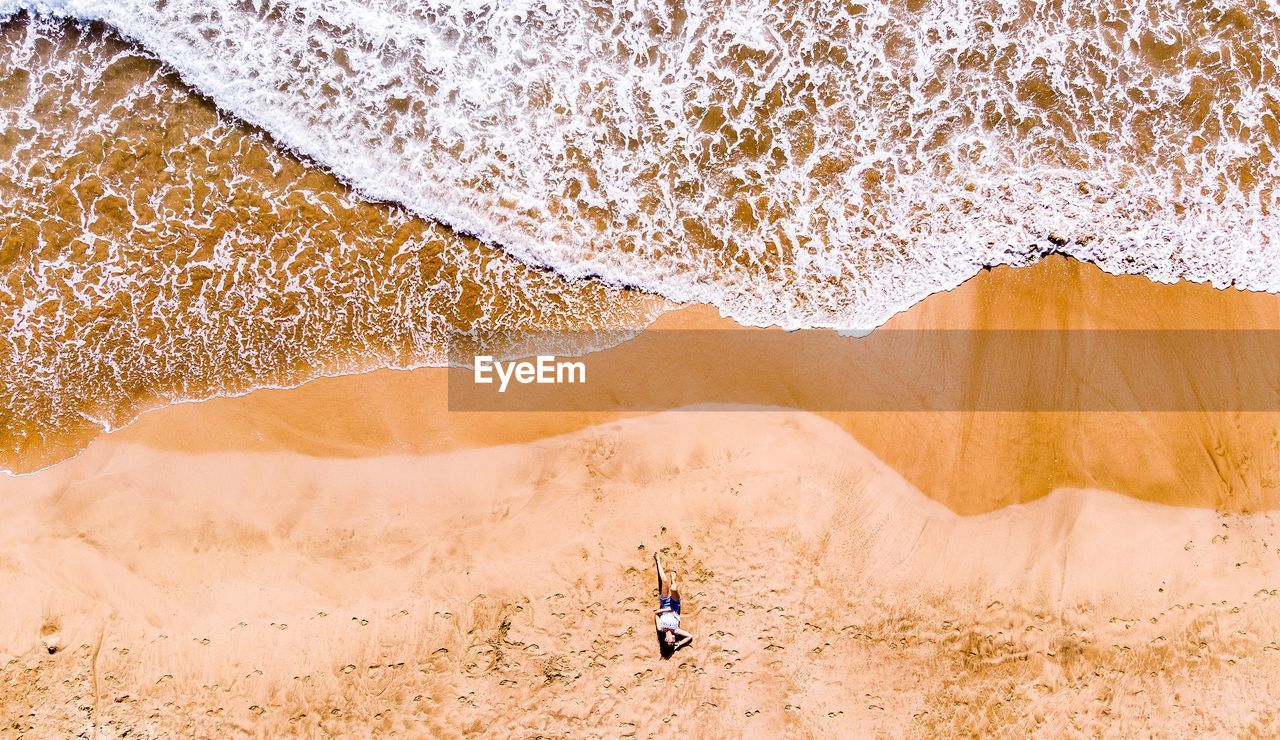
655 554 670 598
669 572 681 612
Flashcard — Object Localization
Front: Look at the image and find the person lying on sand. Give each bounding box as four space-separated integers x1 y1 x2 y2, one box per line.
654 554 694 654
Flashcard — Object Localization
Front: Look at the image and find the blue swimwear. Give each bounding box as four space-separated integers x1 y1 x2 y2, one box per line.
659 595 681 614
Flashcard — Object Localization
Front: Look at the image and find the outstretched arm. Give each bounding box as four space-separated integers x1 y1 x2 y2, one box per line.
673 628 693 649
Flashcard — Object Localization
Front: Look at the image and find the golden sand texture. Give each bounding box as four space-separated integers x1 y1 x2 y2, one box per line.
4 411 1280 736
110 256 1280 515
838 255 1280 513
0 16 662 474
5 261 1280 734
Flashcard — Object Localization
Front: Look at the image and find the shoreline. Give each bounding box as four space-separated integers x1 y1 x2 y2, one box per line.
26 254 1280 515
8 6 1280 732
7 257 1280 733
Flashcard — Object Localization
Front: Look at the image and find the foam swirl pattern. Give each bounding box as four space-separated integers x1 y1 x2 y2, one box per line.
6 0 1279 328
0 16 661 471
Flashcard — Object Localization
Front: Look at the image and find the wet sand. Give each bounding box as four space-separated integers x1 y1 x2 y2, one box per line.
6 258 1280 735
109 256 1280 514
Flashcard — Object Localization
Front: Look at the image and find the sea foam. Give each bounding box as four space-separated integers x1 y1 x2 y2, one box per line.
0 15 666 472
5 0 1280 329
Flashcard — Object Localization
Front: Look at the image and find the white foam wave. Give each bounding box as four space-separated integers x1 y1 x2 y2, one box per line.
0 15 675 472
7 0 1280 328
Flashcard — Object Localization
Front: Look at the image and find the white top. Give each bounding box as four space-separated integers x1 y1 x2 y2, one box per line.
657 611 680 630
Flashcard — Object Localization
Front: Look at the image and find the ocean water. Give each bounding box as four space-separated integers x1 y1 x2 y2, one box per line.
6 0 1279 328
2 0 1279 467
0 16 660 471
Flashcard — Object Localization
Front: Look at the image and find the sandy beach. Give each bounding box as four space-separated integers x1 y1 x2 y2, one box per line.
60 255 1280 513
6 258 1280 735
6 2 1280 735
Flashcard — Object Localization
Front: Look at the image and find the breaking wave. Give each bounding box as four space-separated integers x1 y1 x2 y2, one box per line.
8 0 1280 329
0 15 662 471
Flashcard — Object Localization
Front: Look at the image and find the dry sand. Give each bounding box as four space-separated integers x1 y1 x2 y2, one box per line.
5 258 1280 736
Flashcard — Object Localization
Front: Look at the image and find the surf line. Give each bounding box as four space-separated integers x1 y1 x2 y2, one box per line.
473 355 586 393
